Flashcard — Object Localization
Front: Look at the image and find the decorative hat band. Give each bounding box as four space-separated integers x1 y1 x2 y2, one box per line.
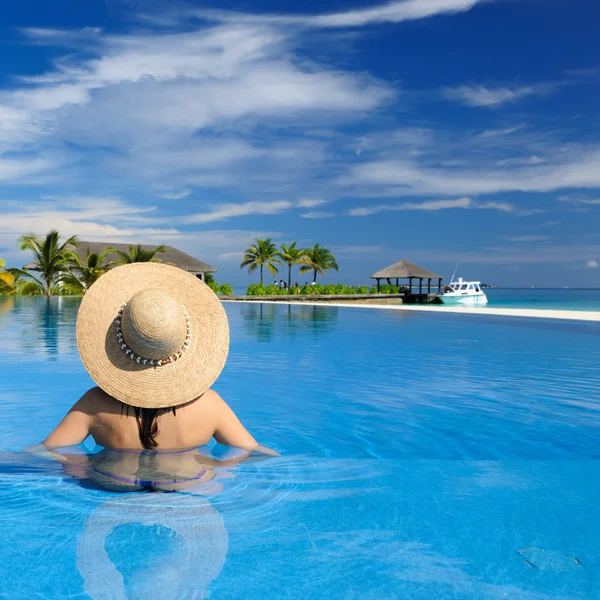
115 303 192 366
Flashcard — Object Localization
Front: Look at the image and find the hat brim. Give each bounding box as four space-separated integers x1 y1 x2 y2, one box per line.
76 262 229 409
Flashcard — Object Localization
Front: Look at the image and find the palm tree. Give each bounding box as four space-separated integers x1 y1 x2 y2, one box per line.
0 267 44 295
0 258 14 293
60 246 111 294
240 238 281 285
276 242 307 289
108 244 166 266
18 230 79 296
299 243 339 283
0 258 11 284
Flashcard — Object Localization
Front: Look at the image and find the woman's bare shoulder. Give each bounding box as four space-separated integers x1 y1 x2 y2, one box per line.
77 387 122 414
184 389 225 415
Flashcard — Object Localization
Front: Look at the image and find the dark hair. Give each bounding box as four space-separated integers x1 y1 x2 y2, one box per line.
122 404 177 449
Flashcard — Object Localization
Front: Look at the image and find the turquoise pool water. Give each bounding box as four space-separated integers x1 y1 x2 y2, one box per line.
1 297 599 598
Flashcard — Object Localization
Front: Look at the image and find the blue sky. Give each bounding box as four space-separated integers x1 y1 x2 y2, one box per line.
0 0 599 287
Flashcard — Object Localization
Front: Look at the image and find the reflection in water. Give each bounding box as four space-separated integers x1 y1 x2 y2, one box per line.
62 447 238 494
77 493 228 600
0 295 16 317
240 303 338 342
60 447 233 599
0 446 234 599
1 296 81 358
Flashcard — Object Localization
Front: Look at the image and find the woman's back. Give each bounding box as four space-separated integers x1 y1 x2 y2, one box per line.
44 386 258 451
90 388 214 450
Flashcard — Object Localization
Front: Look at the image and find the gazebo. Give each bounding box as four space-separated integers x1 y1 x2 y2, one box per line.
370 259 443 295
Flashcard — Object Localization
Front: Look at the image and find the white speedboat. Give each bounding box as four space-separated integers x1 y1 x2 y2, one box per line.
439 277 488 306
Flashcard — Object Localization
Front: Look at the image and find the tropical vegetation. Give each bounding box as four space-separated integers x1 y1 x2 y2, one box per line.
240 238 281 285
0 232 233 297
16 230 79 296
240 239 402 296
242 239 340 288
203 273 233 296
107 244 166 266
0 259 12 287
276 242 306 289
59 247 111 295
246 283 402 296
299 244 339 283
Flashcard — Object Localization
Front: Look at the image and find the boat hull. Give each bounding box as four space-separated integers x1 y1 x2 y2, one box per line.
439 293 488 306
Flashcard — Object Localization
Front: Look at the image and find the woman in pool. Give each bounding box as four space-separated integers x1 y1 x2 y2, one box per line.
43 262 277 480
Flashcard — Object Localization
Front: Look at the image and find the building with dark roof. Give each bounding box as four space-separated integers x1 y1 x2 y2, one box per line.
23 241 217 280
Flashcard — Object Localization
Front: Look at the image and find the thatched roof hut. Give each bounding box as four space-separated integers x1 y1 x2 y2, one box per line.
371 259 442 280
24 241 217 278
371 259 443 294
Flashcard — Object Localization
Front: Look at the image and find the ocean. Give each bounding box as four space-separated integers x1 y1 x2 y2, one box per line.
231 286 600 311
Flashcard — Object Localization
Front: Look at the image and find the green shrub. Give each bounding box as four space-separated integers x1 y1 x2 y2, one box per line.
378 284 399 294
246 283 266 296
243 282 372 296
218 283 233 296
207 280 219 293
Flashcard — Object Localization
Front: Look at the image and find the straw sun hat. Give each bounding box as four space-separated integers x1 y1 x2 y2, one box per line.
76 262 229 409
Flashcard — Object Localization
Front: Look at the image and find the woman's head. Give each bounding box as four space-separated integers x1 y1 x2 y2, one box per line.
76 262 230 410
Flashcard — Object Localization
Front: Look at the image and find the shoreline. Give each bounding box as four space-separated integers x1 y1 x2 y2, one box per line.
222 299 600 322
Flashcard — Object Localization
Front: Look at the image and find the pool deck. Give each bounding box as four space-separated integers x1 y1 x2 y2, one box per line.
223 299 600 322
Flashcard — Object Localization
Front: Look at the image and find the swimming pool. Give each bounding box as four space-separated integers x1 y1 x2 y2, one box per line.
1 297 599 599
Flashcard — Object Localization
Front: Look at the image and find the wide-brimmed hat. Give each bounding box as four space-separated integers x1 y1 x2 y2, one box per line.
76 262 229 409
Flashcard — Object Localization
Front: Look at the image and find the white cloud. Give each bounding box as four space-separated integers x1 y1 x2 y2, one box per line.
0 196 284 271
184 200 294 224
476 126 522 138
344 146 600 197
504 235 549 242
183 198 338 223
197 0 490 28
0 22 392 193
348 197 514 216
410 244 600 265
0 156 61 181
558 195 600 205
588 259 599 268
443 84 553 107
301 211 336 219
477 201 515 212
158 189 192 200
0 198 176 243
296 198 327 208
1 0 597 223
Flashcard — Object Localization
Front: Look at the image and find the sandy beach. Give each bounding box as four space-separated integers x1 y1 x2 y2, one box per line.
223 299 600 323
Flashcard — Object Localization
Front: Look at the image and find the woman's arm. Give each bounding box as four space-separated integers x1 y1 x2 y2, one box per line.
209 392 279 455
43 391 94 449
